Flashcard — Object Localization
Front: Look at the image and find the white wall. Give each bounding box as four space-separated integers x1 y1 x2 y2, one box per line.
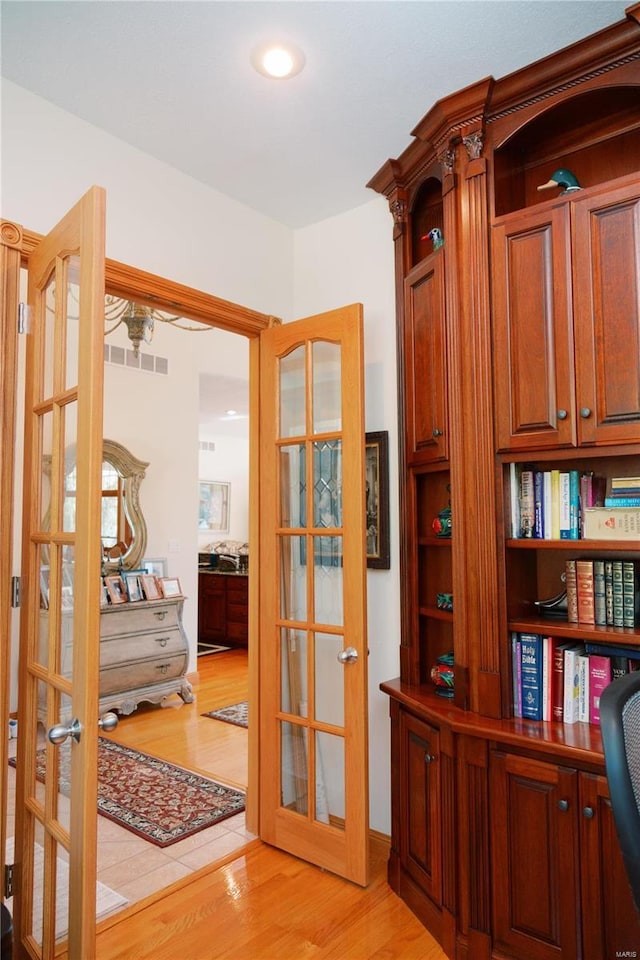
293 199 399 834
2 81 399 835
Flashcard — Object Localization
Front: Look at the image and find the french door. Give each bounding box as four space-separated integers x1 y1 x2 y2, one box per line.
258 305 369 885
13 186 106 959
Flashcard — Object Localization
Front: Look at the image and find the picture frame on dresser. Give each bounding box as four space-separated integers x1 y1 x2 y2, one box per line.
365 431 390 569
160 576 183 599
105 574 127 604
140 574 162 601
124 572 143 602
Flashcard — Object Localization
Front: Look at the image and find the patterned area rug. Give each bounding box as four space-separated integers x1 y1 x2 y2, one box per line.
202 701 249 728
11 738 245 848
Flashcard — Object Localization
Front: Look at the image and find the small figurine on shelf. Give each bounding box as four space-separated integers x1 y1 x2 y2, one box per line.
432 500 452 538
537 168 582 196
431 651 455 698
427 226 444 250
436 592 454 612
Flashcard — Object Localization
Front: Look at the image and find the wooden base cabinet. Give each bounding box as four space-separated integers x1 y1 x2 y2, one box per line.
384 687 640 960
198 572 248 648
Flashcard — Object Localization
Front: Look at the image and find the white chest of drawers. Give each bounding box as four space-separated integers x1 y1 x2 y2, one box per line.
40 597 194 718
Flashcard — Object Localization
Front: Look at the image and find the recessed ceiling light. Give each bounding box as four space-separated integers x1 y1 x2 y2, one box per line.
251 41 305 80
225 409 237 416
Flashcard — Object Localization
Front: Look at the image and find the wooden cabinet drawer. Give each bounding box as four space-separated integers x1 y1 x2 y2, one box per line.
227 620 248 641
100 653 187 695
227 601 248 623
226 577 248 601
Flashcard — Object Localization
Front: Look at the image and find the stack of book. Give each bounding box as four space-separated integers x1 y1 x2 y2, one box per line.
510 465 607 540
512 633 640 725
565 558 640 627
604 476 640 507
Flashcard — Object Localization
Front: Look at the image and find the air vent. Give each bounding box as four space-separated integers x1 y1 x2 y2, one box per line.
104 345 169 375
199 441 216 452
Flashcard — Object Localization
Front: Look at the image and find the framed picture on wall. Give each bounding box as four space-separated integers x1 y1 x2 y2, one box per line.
365 431 391 569
198 480 230 533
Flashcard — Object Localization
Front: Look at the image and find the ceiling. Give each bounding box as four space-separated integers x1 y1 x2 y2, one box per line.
0 1 630 229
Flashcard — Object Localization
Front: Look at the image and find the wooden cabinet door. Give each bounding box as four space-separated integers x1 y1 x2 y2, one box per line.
198 573 225 642
572 177 640 446
579 772 640 960
492 204 575 453
399 710 442 906
402 253 448 464
490 752 580 960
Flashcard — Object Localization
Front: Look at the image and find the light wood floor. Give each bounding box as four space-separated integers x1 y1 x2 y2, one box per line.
85 648 448 960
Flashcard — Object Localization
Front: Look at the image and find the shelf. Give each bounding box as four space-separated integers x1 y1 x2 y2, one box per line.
418 537 452 548
506 538 640 551
419 605 453 622
508 616 640 645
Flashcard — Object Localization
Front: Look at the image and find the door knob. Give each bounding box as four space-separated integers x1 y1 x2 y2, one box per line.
98 712 119 733
48 717 82 745
337 647 358 664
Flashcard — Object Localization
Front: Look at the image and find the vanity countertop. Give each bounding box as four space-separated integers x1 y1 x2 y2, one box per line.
198 566 248 577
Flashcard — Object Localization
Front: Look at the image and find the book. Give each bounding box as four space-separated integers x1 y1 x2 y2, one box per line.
593 559 606 626
559 472 571 539
569 470 580 540
612 560 624 627
583 507 640 541
563 645 582 724
565 559 578 623
512 633 522 718
576 559 595 624
542 635 553 721
607 476 640 496
610 655 630 681
585 642 640 661
534 470 545 539
550 469 561 539
604 496 640 507
520 633 543 721
543 472 553 540
623 560 639 628
577 651 590 723
509 463 521 539
519 468 534 538
589 654 612 726
604 560 614 626
551 640 574 722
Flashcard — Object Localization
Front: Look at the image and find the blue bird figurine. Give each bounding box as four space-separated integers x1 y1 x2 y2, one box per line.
537 168 582 196
425 227 444 250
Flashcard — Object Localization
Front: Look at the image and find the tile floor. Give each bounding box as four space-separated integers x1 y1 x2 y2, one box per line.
5 733 255 917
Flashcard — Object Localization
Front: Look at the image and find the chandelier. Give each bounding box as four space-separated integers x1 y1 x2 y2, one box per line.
104 297 213 357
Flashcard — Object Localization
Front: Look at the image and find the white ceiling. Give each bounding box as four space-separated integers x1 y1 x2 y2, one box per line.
0 1 629 229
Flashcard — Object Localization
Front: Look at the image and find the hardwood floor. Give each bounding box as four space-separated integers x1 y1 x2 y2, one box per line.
88 648 448 960
92 836 446 960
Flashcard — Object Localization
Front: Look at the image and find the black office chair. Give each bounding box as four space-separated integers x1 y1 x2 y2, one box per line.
600 669 640 914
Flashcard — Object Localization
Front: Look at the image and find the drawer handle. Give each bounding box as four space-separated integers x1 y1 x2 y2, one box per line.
156 663 170 675
154 611 167 621
155 637 170 647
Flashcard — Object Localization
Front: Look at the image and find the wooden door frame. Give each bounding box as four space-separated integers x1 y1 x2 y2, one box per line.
1 220 280 838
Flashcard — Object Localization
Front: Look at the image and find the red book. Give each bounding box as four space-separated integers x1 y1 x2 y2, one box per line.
551 640 573 722
589 654 612 725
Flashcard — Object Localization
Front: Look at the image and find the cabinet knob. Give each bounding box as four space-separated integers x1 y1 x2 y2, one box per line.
155 637 169 647
557 409 568 420
583 806 594 819
432 428 443 438
424 753 436 764
579 407 592 419
558 799 569 812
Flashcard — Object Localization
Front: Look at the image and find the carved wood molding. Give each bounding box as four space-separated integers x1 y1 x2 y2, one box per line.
0 220 23 250
16 226 279 336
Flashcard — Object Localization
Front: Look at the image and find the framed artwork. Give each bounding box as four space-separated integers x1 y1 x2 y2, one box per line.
124 572 143 602
142 557 167 579
365 431 390 569
105 574 128 604
198 480 230 533
140 574 162 601
160 577 183 598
